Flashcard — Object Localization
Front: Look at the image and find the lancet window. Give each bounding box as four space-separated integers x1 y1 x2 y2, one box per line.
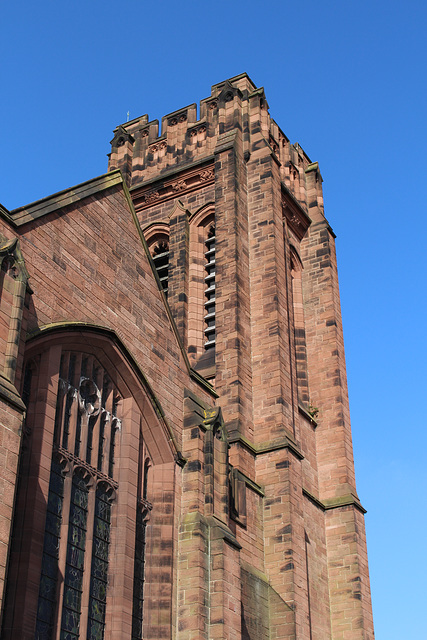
188 205 216 377
131 454 151 640
289 246 310 407
151 238 169 296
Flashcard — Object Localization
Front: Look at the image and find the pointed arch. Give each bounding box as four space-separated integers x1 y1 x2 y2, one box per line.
24 323 178 464
142 223 170 297
188 203 216 377
2 324 177 640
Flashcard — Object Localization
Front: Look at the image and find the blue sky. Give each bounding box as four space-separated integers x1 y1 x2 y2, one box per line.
1 1 426 637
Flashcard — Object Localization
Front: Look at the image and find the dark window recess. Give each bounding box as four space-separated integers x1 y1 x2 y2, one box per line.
204 226 215 350
35 458 64 640
152 241 169 297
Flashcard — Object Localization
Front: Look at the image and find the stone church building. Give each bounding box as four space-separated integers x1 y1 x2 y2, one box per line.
0 74 374 639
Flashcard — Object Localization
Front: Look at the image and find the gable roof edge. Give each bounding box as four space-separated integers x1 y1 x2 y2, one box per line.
10 170 123 226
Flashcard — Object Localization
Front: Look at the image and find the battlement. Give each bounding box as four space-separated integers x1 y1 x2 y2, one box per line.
108 74 321 205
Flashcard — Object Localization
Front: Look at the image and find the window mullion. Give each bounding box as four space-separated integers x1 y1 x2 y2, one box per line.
54 353 70 446
100 387 114 477
79 413 90 467
67 353 82 453
89 368 105 468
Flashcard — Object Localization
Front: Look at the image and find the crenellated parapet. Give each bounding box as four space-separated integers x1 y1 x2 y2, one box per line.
108 73 324 215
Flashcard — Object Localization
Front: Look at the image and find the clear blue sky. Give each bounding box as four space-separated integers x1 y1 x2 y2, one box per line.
1 2 426 637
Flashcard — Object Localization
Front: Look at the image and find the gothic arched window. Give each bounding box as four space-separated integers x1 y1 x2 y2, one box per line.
289 245 310 407
151 239 169 297
144 226 170 298
188 205 215 379
1 330 174 640
33 351 122 640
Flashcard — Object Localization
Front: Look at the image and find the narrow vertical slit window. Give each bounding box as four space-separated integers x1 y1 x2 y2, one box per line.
35 458 65 639
152 240 169 297
204 225 216 349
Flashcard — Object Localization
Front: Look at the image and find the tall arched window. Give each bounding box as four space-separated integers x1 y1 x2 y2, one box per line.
33 351 121 640
144 225 170 298
2 329 174 640
290 246 310 407
151 239 169 297
188 205 215 379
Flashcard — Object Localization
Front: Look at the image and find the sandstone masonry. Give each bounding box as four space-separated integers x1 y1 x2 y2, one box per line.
0 74 374 639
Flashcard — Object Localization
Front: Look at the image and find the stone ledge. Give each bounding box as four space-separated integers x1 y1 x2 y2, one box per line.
228 433 304 460
208 515 242 550
0 374 25 412
303 488 366 514
237 469 264 497
214 129 239 154
298 404 317 427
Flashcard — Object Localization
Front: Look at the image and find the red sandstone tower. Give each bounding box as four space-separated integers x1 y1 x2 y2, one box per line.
0 74 374 639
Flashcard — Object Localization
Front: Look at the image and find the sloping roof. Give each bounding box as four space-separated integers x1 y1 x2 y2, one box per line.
10 170 123 226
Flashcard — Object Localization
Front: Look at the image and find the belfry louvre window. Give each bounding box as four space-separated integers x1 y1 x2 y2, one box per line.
152 239 169 296
204 225 216 349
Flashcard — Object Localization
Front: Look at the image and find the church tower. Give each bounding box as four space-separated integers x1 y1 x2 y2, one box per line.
108 73 374 638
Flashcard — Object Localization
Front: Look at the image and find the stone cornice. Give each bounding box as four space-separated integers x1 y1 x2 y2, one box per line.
0 203 16 228
0 374 25 412
131 158 215 212
228 433 304 460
